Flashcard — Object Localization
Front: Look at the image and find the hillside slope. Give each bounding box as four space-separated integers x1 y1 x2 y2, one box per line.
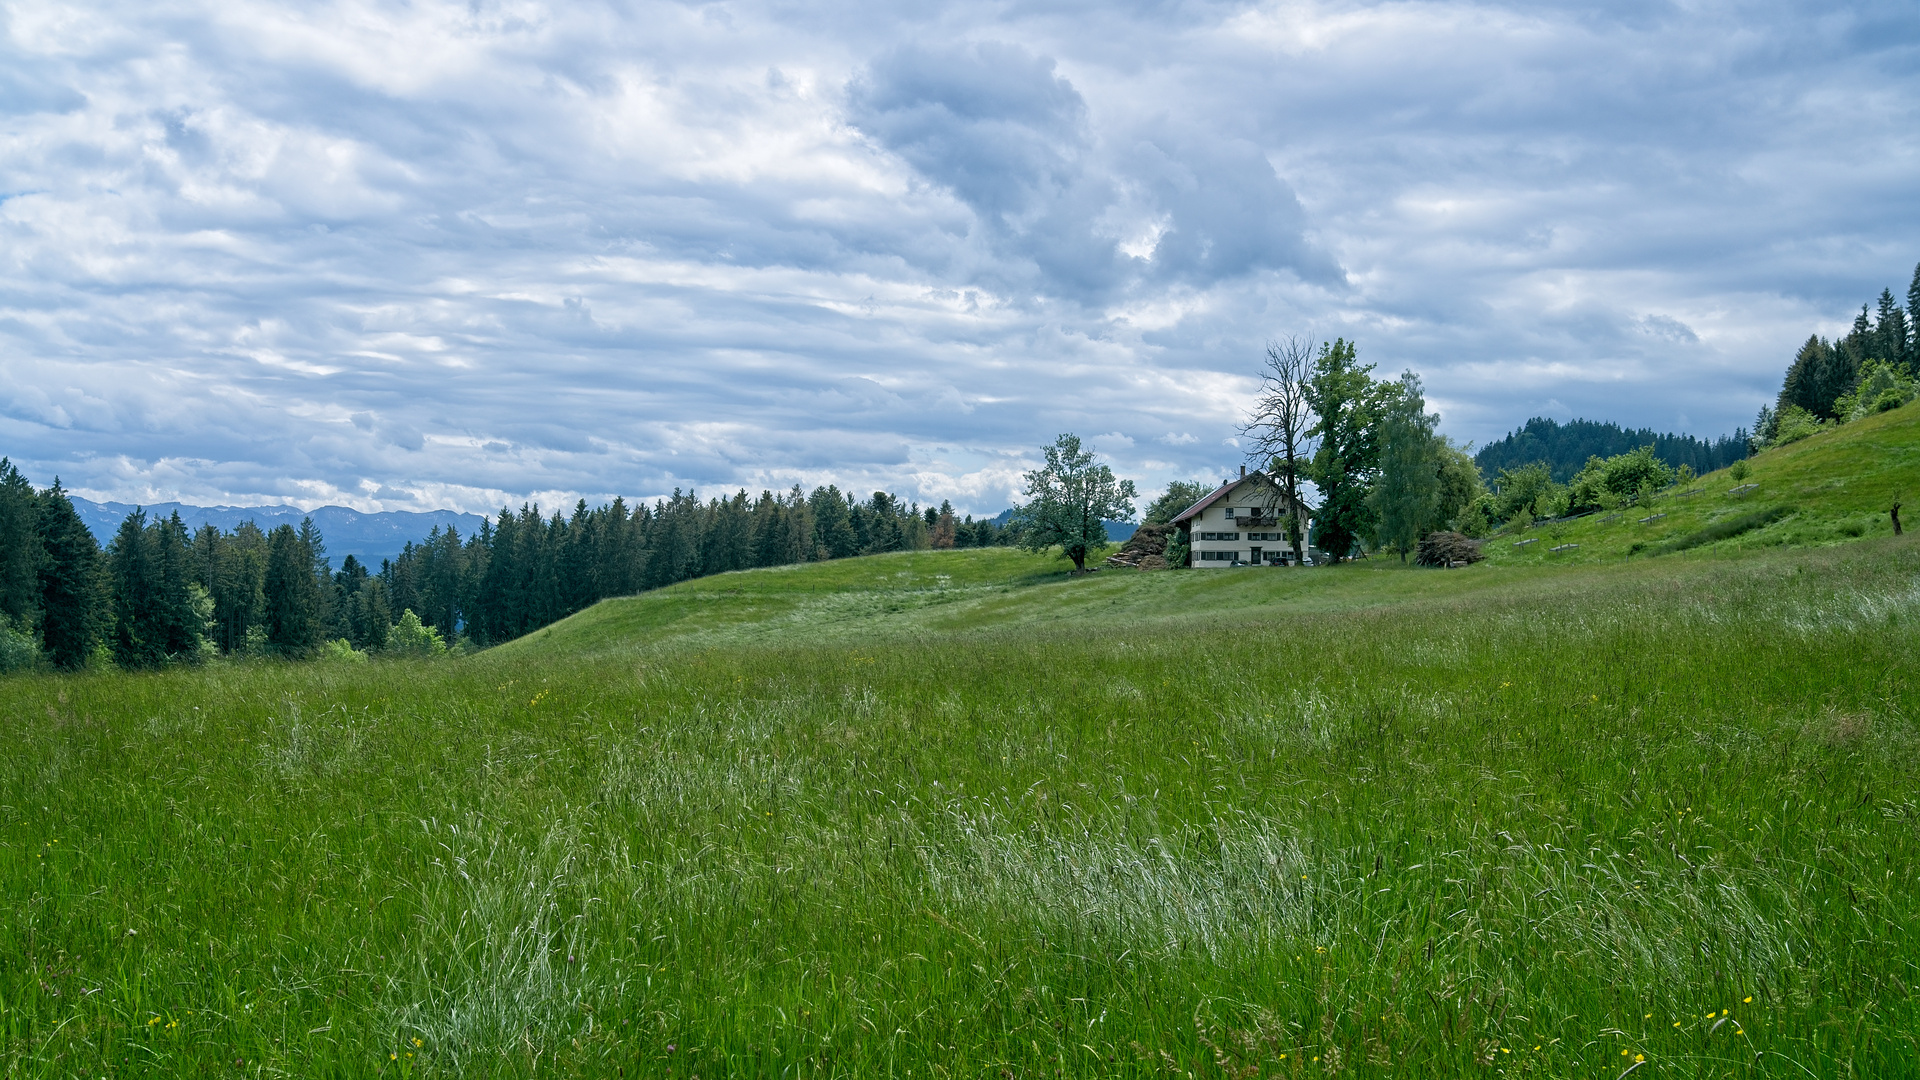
1481 396 1918 566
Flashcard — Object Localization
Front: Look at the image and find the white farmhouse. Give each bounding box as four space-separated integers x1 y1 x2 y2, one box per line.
1171 467 1315 567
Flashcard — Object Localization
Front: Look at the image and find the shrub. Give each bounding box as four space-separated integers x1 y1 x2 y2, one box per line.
386 609 448 657
0 617 42 675
1567 445 1675 514
1835 359 1915 422
321 638 369 663
1770 405 1830 447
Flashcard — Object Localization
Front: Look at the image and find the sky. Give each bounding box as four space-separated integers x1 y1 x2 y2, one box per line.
3 0 1917 518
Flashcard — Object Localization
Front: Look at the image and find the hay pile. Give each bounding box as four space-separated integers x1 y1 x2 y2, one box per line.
1414 531 1483 568
1106 521 1174 569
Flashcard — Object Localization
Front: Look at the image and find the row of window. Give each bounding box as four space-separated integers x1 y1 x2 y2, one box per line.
1199 550 1302 565
1199 530 1289 542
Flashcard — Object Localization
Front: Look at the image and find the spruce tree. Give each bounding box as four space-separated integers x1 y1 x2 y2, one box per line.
151 512 202 658
37 480 101 669
107 509 165 668
809 486 857 559
263 523 319 656
1875 288 1909 372
0 459 43 629
1908 262 1920 376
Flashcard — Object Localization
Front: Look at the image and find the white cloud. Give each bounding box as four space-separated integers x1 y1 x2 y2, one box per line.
2 0 1916 516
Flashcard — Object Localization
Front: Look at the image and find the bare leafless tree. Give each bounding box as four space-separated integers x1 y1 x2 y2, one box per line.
1240 336 1318 565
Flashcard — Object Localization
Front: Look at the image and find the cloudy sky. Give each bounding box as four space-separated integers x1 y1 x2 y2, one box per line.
3 0 1917 516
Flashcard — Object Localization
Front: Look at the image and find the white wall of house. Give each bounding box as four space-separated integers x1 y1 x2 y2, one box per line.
1187 480 1310 568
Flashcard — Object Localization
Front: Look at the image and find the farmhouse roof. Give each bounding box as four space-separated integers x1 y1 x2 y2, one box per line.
1170 470 1285 524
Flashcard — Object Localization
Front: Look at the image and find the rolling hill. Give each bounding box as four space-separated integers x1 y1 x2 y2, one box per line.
1481 395 1918 566
5 400 1918 1079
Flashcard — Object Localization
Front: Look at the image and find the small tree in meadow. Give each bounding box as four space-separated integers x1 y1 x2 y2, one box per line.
1013 434 1138 572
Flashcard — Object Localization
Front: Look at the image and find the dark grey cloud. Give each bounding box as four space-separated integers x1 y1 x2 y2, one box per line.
2 0 1917 516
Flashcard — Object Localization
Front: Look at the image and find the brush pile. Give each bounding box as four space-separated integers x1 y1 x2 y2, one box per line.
1415 531 1484 568
1106 522 1173 569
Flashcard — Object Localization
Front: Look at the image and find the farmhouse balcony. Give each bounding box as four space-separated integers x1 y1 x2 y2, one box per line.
1230 513 1281 528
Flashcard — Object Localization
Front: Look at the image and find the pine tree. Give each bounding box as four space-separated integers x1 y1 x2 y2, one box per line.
0 459 43 629
37 480 101 669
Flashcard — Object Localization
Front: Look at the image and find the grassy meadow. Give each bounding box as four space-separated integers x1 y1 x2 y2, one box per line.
1483 396 1919 566
5 527 1920 1076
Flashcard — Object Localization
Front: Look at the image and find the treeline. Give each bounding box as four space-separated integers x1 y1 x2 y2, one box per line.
0 461 1014 671
1474 418 1747 483
381 487 1011 648
1754 262 1919 447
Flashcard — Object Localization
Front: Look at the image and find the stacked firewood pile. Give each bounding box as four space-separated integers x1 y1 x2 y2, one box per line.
1106 521 1173 570
1414 531 1484 568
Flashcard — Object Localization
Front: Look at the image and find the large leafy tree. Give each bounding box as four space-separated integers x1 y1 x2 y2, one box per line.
1367 372 1444 560
1241 336 1317 565
1013 434 1137 572
37 480 101 669
1303 339 1385 562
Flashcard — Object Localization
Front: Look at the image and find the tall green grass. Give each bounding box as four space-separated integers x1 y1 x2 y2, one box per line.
1486 397 1920 565
3 538 1918 1077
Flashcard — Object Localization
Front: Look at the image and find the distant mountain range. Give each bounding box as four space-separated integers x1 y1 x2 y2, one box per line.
70 498 490 570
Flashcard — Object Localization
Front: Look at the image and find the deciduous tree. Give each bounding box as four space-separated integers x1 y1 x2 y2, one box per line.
1241 336 1317 565
1013 434 1137 572
1367 372 1444 560
1303 339 1384 562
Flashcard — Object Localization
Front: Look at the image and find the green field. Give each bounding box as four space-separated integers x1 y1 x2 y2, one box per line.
1483 397 1918 565
6 438 1920 1076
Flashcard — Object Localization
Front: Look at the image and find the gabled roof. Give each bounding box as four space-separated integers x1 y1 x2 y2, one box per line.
1170 470 1305 524
1170 478 1240 524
